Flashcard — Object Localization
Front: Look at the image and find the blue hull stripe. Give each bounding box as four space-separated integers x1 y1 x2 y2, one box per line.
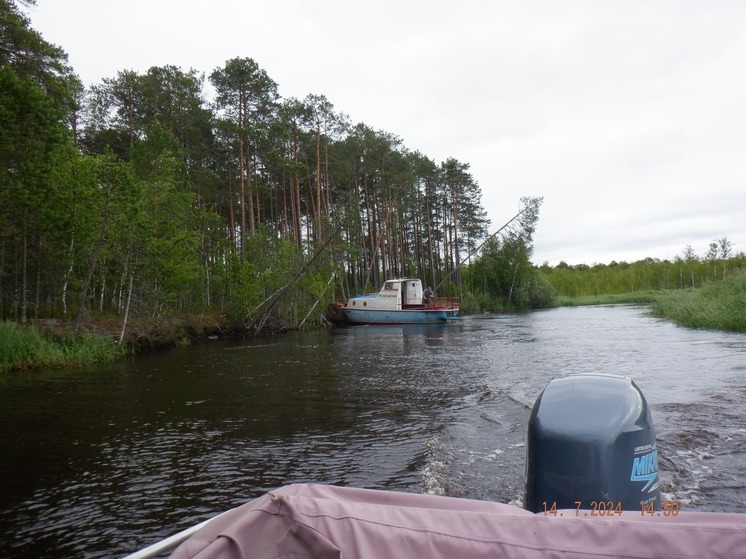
343 309 458 324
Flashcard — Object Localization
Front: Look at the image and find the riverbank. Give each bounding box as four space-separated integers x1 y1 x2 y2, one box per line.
556 272 746 332
555 290 660 307
3 273 744 374
0 313 244 374
649 271 746 331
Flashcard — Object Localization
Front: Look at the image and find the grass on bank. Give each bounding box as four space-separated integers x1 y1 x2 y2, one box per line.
650 272 746 332
0 312 241 374
556 291 661 307
555 273 745 332
0 321 124 374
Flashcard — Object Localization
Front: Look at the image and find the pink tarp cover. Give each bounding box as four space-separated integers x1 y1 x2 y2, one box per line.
170 483 746 559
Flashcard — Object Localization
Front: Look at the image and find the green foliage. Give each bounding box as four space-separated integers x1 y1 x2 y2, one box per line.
542 249 746 333
541 251 746 298
131 151 200 313
463 198 549 310
224 232 299 317
0 321 62 372
0 321 122 373
2 13 498 340
512 274 556 309
58 331 125 366
556 291 660 307
0 3 79 322
651 272 746 332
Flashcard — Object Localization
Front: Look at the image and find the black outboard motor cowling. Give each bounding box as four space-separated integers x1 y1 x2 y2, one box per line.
525 373 661 513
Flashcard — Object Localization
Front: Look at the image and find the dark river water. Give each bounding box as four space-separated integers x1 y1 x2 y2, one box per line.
1 305 744 558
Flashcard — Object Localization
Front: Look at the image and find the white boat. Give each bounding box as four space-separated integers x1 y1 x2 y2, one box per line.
330 278 459 325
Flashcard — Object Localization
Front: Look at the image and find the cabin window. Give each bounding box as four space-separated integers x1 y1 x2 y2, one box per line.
363 302 367 307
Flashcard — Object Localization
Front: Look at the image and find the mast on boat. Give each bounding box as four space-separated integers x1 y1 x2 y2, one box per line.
434 199 539 293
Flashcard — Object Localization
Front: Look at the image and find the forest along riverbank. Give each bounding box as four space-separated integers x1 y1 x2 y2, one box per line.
4 271 746 375
0 306 744 558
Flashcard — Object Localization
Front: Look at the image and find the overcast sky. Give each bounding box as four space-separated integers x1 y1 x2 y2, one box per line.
27 0 746 265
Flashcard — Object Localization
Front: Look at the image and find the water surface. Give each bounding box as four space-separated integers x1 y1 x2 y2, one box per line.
0 305 744 557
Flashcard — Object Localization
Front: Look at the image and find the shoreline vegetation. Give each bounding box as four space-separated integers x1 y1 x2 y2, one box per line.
649 272 746 332
2 271 744 375
0 313 243 375
554 271 745 332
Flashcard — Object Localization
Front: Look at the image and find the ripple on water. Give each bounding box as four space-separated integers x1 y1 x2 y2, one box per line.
1 307 745 557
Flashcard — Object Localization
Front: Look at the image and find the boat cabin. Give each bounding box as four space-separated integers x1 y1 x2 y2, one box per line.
346 279 425 310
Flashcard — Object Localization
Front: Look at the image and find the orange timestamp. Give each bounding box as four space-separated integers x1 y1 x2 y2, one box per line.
541 500 624 517
541 500 682 517
641 500 680 517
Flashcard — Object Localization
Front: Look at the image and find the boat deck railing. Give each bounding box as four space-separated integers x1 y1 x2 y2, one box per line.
430 297 459 308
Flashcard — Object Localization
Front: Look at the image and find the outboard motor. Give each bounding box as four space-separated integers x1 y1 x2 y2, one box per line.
525 373 660 513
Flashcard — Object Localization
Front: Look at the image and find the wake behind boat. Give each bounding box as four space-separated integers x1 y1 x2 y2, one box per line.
327 278 459 325
125 374 746 558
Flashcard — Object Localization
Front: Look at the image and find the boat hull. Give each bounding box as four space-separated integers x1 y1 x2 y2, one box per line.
342 307 458 325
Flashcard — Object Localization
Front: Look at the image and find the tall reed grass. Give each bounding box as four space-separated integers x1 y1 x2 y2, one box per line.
555 291 660 307
0 321 124 374
650 272 746 332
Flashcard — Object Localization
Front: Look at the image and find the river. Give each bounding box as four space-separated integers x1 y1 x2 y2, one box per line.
0 305 744 557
